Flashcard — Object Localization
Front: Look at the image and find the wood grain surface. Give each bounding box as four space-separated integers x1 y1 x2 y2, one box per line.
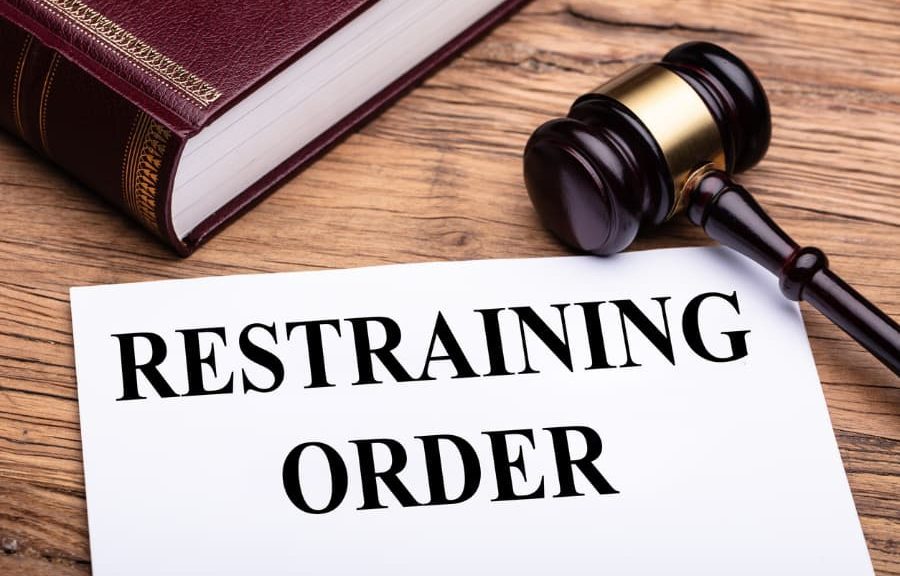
1 0 898 573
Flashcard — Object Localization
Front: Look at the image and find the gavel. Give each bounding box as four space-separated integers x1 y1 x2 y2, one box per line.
523 41 900 375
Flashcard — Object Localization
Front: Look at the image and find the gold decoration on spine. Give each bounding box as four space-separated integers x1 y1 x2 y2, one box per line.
39 53 61 155
12 35 34 138
36 0 221 107
122 112 171 232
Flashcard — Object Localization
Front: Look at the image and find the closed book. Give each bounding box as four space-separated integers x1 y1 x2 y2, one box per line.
0 0 526 255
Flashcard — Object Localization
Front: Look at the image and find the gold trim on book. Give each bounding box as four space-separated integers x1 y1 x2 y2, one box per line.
122 112 171 231
39 53 61 156
12 34 34 138
35 0 221 107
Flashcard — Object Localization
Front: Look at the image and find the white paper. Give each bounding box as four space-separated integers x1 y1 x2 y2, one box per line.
70 247 873 575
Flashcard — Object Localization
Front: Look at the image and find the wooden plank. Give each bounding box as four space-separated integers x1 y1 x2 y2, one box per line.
0 0 897 573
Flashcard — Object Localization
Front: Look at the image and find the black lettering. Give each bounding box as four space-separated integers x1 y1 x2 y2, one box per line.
347 317 416 384
351 438 421 509
286 320 342 388
576 301 615 370
419 312 479 380
113 332 178 400
177 327 234 396
417 434 481 506
240 323 284 393
682 292 750 362
483 429 544 501
545 426 618 497
511 304 573 373
282 442 348 514
474 308 513 376
612 297 675 367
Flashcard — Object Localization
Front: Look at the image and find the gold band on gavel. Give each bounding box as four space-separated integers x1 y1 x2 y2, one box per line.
594 64 725 218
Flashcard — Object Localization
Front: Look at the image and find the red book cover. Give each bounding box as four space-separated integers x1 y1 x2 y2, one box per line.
0 0 528 255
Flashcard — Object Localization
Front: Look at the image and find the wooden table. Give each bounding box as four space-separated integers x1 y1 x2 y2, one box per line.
1 1 897 573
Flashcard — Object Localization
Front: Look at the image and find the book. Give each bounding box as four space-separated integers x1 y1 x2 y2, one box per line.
0 0 526 255
69 247 874 575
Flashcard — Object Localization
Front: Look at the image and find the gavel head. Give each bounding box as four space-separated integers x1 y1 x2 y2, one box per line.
523 41 771 254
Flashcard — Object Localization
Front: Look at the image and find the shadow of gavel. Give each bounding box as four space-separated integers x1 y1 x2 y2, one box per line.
523 41 899 375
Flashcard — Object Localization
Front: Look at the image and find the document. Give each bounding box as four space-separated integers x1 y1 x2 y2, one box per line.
70 246 874 575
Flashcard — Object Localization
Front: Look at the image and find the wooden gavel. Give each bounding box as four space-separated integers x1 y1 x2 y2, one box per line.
523 41 899 375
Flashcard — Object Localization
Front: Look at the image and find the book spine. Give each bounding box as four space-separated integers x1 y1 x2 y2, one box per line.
0 14 185 253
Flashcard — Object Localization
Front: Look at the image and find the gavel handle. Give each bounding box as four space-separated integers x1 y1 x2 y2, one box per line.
686 169 900 376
